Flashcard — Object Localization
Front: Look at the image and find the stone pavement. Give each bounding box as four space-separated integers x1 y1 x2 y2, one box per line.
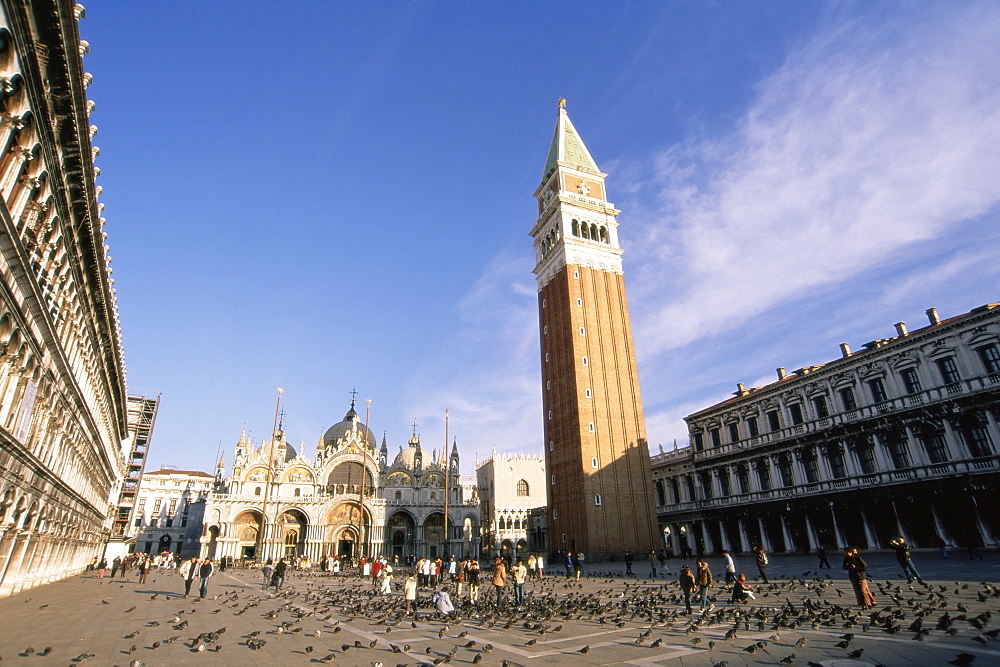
0 552 998 666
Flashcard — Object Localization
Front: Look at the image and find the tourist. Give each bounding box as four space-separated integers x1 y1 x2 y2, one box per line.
97 557 107 579
722 550 735 584
753 546 769 583
137 555 151 584
178 556 198 597
111 556 121 578
648 550 659 577
527 553 537 579
273 558 287 591
624 551 634 576
433 585 455 618
456 558 467 597
198 558 214 598
513 558 528 605
729 573 754 604
404 573 417 613
564 551 573 578
889 537 924 584
492 557 507 603
261 558 274 591
696 559 714 611
379 561 393 595
816 545 832 568
535 553 544 578
842 547 876 609
678 565 696 614
468 559 481 603
573 552 583 580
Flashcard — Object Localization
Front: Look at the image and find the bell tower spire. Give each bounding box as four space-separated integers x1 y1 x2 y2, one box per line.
530 99 658 559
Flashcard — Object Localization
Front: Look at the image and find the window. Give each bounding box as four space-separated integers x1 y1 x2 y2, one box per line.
545 353 549 362
767 410 780 431
735 466 750 494
840 387 857 411
543 325 548 334
747 417 759 438
788 404 803 425
826 445 847 479
978 344 1000 373
728 423 739 442
868 378 888 403
802 449 819 483
551 475 555 486
594 494 602 506
936 357 960 384
394 490 401 500
962 425 994 458
709 428 721 448
699 471 713 499
919 428 949 463
582 356 589 366
576 298 582 306
585 388 592 397
692 432 704 452
755 461 771 491
294 488 301 497
718 469 731 496
655 481 665 506
812 396 829 418
669 478 680 503
152 499 161 514
549 441 554 451
591 457 598 468
516 479 529 496
885 433 911 469
254 486 261 496
588 422 595 432
548 410 552 420
579 327 585 335
546 381 550 390
856 439 878 474
573 270 580 279
168 499 177 516
900 367 922 394
137 499 145 511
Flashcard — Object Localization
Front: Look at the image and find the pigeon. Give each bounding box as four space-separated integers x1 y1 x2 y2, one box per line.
579 645 590 654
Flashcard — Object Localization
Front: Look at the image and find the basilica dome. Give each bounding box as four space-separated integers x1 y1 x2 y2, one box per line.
322 402 376 450
392 444 421 469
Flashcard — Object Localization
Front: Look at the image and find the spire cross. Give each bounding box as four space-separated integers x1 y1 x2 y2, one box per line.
349 388 358 406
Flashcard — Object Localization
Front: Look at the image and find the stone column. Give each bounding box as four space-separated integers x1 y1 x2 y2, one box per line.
669 525 681 556
904 425 929 467
829 504 846 549
738 518 751 553
930 504 953 546
717 520 731 552
700 520 715 554
889 498 913 544
803 513 819 551
860 510 879 550
937 419 964 462
757 517 773 552
0 145 32 199
780 516 796 553
0 530 33 597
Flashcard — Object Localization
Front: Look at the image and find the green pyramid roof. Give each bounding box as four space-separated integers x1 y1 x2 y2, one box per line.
542 105 599 180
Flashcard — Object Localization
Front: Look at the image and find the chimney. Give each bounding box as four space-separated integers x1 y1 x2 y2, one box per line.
735 382 748 397
894 322 908 337
777 367 787 381
926 307 940 325
840 342 851 358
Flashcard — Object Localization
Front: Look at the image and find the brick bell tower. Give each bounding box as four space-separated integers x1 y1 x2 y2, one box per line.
530 100 658 559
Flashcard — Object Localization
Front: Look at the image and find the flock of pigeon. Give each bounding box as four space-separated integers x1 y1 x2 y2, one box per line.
2 565 999 665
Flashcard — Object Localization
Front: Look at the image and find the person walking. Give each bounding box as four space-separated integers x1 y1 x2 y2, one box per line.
261 558 275 591
648 551 659 578
137 556 150 584
492 557 507 604
624 551 634 576
513 558 528 606
679 565 697 615
527 554 537 579
198 558 214 599
179 556 198 597
535 553 544 579
573 552 583 580
889 537 924 584
753 546 769 583
379 562 393 595
97 557 107 579
721 550 735 585
816 545 832 568
695 559 714 611
404 573 418 614
468 559 481 604
273 558 287 591
110 556 121 578
843 547 876 608
456 558 468 597
564 552 573 578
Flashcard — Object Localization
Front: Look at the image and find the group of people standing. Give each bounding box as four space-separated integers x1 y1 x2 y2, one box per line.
92 553 154 583
623 550 673 577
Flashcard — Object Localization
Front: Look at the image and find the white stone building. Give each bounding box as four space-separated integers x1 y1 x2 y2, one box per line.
477 451 547 559
131 468 215 557
652 303 1000 556
201 401 480 563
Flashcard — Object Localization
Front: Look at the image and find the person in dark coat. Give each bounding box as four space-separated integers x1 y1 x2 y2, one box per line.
843 547 876 609
198 559 214 598
889 537 924 584
695 559 714 610
624 551 633 576
816 545 832 568
678 565 696 614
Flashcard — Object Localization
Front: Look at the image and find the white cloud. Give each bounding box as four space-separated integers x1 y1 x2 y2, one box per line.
628 3 1000 355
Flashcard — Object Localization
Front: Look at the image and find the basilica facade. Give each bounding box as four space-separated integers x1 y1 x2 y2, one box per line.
200 401 480 563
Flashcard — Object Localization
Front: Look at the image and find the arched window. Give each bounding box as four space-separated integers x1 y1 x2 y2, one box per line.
516 479 529 496
571 219 579 236
254 486 261 496
293 488 301 497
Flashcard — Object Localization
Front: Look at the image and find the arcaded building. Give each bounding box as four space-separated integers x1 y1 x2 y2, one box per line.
530 101 658 558
652 304 1000 555
201 401 480 563
0 1 130 596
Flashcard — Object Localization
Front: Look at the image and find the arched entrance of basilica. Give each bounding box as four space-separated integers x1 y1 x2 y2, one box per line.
233 510 262 560
323 502 369 561
277 509 308 559
387 511 416 561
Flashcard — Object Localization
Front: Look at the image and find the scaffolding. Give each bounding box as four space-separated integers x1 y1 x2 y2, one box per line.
112 393 161 537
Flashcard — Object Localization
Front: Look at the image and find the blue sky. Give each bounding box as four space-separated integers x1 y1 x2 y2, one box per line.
82 1 1000 475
